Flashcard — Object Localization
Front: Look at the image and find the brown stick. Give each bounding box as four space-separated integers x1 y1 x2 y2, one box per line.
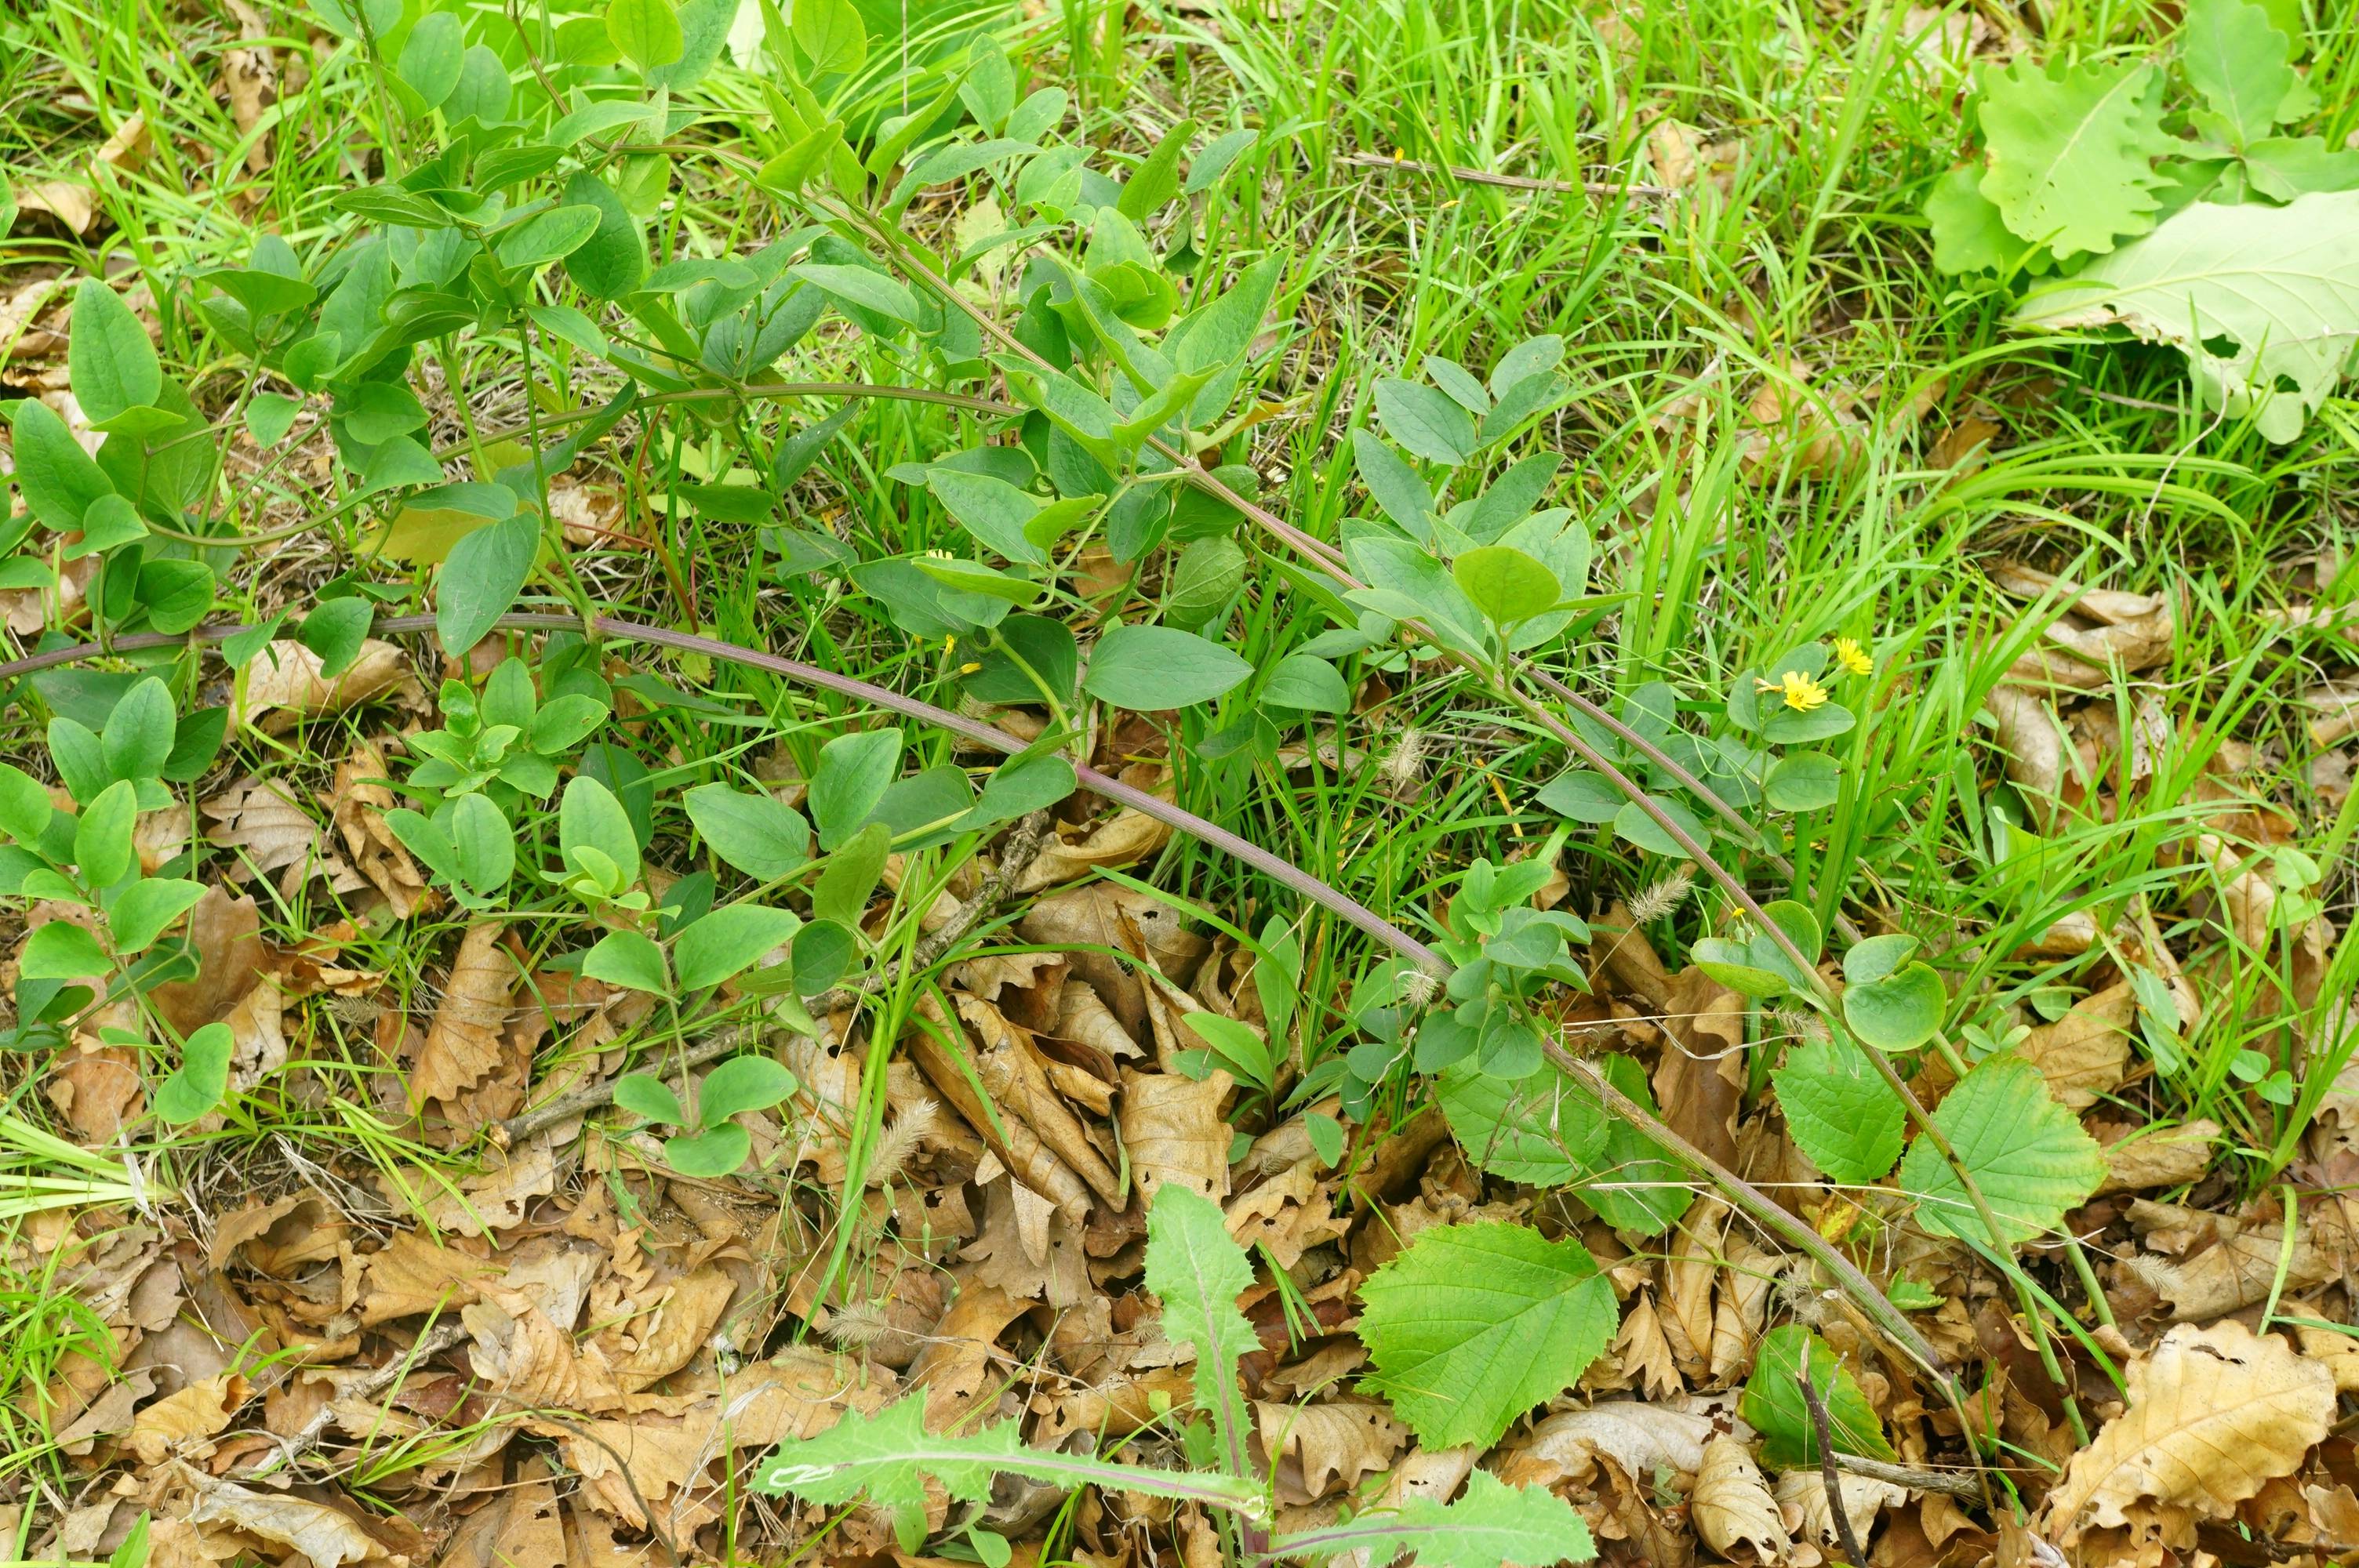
1800 1371 1869 1566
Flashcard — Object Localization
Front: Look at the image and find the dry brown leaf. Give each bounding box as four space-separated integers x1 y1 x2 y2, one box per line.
2094 1120 2217 1195
2040 1319 2335 1544
231 639 409 734
16 180 96 235
443 1473 565 1568
1255 1399 1407 1504
1982 686 2071 830
1226 1159 1347 1270
1015 808 1172 891
1495 1398 1734 1488
184 1472 383 1568
220 0 277 173
147 888 264 1037
406 1134 557 1237
1776 1467 1909 1550
359 1230 498 1324
128 1373 248 1465
2018 983 2132 1109
1119 1066 1234 1203
326 740 427 917
1656 968 1746 1171
607 1266 736 1392
413 923 516 1107
911 1283 1032 1429
2128 1195 2357 1319
1692 1435 1792 1559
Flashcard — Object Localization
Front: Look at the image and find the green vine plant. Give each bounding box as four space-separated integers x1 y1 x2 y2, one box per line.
0 0 2146 1526
1925 0 2359 438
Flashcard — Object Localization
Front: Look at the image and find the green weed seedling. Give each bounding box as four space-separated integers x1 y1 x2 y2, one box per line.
0 677 227 1110
610 1054 798 1178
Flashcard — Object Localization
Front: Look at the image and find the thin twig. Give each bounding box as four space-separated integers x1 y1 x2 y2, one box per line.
1799 1372 1868 1566
1832 1453 1983 1501
1337 150 1672 198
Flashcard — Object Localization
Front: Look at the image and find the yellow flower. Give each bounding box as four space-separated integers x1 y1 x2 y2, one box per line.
1834 637 1872 677
1757 670 1829 712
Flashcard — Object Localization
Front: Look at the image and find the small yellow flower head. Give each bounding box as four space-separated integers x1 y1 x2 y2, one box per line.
1757 670 1830 712
1834 637 1872 677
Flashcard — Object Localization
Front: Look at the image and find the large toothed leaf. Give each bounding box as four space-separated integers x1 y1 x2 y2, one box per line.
1357 1221 1618 1448
2013 191 2359 442
1142 1182 1259 1450
1275 1469 1596 1568
1897 1051 2105 1244
1977 57 2173 259
1773 1036 1908 1185
752 1397 1259 1549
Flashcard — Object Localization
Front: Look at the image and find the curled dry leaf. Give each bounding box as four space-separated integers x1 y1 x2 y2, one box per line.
127 1373 248 1465
327 740 428 917
2040 1319 2335 1544
2094 1119 2217 1195
1692 1434 1793 1559
203 777 324 889
1014 807 1172 891
185 1471 383 1568
1496 1396 1738 1487
231 639 409 733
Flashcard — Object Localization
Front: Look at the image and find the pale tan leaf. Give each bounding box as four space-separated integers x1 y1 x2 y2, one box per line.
127 1372 248 1465
1776 1467 1908 1548
1120 1066 1234 1204
186 1473 383 1568
413 923 515 1107
1692 1435 1792 1559
2095 1120 2218 1195
1495 1398 1736 1489
2041 1319 2335 1543
231 639 409 734
2017 982 2132 1109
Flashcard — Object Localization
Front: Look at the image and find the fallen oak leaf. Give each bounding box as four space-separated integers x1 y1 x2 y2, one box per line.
2039 1319 2335 1544
1692 1433 1794 1559
128 1372 249 1465
412 922 517 1108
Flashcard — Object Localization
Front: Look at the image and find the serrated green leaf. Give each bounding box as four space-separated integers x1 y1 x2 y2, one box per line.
1740 1323 1895 1467
2013 191 2359 442
1773 1036 1907 1184
1897 1051 2105 1243
1142 1182 1258 1459
1978 58 2172 259
1357 1221 1617 1448
754 1398 1261 1552
1277 1469 1595 1568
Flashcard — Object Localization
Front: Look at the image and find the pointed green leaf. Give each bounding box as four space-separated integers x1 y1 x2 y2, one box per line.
1740 1323 1895 1466
1143 1183 1258 1454
68 281 162 424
